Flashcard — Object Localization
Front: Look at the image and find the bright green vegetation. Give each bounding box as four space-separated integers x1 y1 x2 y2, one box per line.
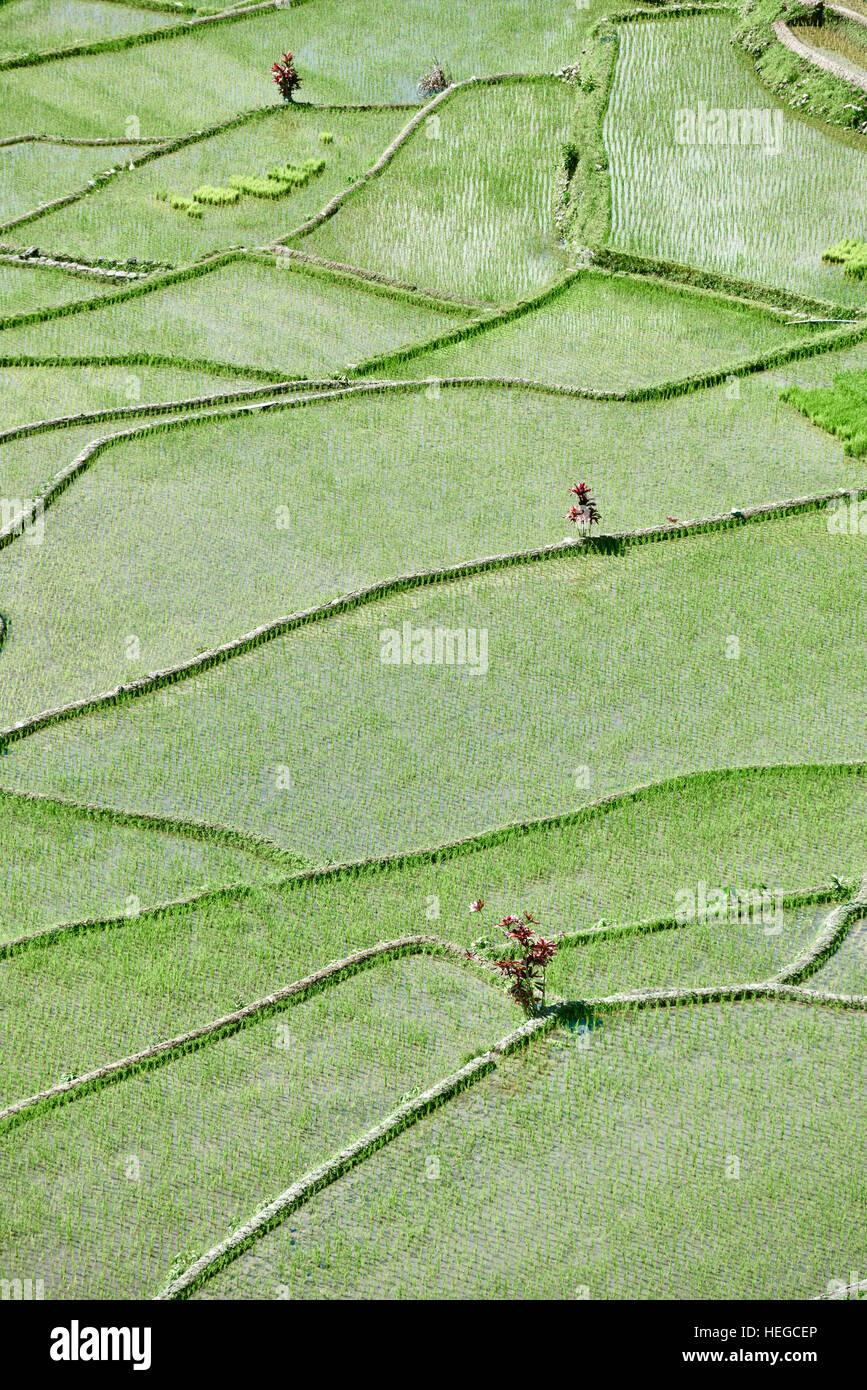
228 173 295 198
2 763 862 1098
0 362 260 517
0 141 143 225
0 263 121 317
386 272 826 387
303 81 573 302
2 513 866 858
270 155 325 182
9 107 405 264
604 15 867 306
190 184 241 205
165 192 201 216
1 372 864 726
0 788 292 943
0 0 600 139
0 957 515 1297
0 0 173 60
823 238 867 280
783 369 867 456
0 259 461 374
197 1001 864 1299
0 422 181 526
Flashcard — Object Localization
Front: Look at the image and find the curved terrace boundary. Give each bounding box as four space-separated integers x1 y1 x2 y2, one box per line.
1 299 865 557
152 878 867 1300
3 760 864 958
2 877 863 1140
0 783 308 872
0 421 864 748
1 306 861 455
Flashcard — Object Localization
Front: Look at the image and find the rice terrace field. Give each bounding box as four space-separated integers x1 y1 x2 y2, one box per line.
0 0 866 1324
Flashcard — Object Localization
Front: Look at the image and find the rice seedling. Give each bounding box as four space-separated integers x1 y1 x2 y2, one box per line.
0 263 121 317
823 238 867 280
2 0 864 1310
303 81 575 302
546 907 826 999
801 917 867 994
267 164 307 187
228 173 292 199
0 369 265 543
0 787 288 944
735 0 867 134
604 14 867 305
266 156 325 188
3 511 866 859
823 238 867 266
782 369 867 455
191 184 241 205
0 957 515 1297
197 1002 864 1300
166 192 201 216
791 15 867 79
0 360 257 434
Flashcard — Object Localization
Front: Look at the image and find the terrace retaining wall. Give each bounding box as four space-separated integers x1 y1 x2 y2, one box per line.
773 17 867 89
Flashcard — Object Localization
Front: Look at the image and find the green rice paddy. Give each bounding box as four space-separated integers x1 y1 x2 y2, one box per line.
0 0 863 1307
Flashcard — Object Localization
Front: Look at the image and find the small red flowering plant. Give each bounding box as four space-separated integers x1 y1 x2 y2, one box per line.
470 903 558 1017
272 51 301 102
565 480 601 535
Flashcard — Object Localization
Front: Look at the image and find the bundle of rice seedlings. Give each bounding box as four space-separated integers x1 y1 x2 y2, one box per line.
822 238 867 264
228 174 292 198
192 184 241 206
268 163 308 186
822 238 867 278
267 158 326 187
166 193 202 217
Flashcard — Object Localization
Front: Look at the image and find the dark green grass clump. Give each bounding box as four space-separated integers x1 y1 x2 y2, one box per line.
783 370 867 455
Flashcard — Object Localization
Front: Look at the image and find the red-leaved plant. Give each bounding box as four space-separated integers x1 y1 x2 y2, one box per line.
565 480 601 534
476 908 558 1017
272 51 301 102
